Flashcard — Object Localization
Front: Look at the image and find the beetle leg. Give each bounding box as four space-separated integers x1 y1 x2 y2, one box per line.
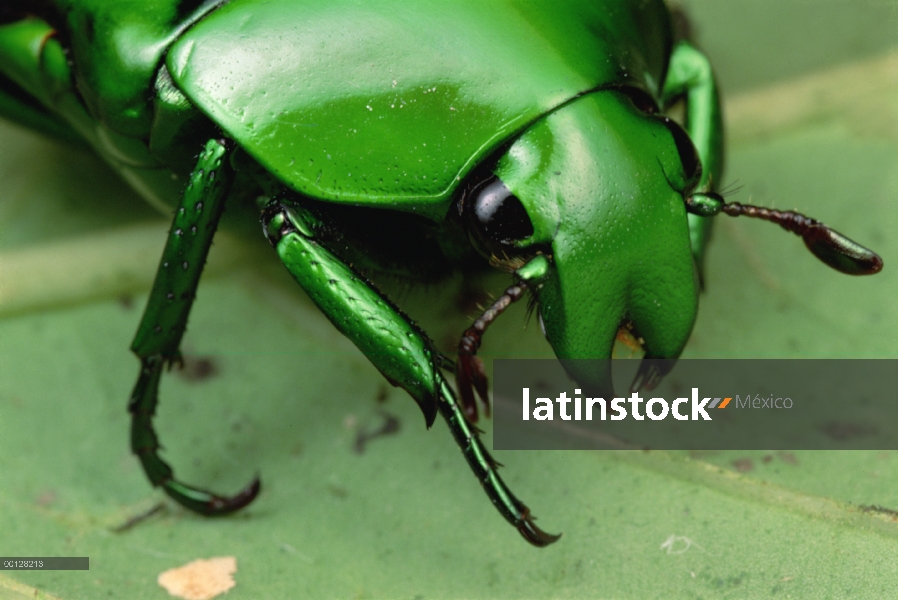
129 139 261 515
0 19 88 146
262 200 559 546
435 374 559 547
661 41 724 271
0 75 86 147
262 199 441 426
457 283 527 423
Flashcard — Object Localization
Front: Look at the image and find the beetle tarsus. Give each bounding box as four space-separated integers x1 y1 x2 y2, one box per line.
457 282 528 422
130 355 262 516
161 475 262 516
436 378 559 547
516 509 562 547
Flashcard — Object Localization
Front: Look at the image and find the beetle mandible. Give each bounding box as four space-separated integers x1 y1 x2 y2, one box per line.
0 0 882 546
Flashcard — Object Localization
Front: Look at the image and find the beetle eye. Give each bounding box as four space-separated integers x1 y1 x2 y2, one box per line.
460 175 534 255
659 116 702 191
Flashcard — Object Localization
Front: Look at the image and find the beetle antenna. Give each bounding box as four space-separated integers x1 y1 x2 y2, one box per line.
457 282 528 423
685 192 883 275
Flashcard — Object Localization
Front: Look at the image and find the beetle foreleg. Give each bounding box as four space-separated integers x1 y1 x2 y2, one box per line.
457 283 527 423
262 200 558 546
662 41 724 271
129 139 261 515
261 199 441 426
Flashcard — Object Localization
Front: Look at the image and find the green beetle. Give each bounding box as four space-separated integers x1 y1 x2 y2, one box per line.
0 0 881 546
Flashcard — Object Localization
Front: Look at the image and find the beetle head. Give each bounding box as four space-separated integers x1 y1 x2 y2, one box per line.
460 90 702 395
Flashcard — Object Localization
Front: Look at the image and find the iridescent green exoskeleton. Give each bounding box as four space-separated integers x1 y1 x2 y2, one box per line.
0 0 882 546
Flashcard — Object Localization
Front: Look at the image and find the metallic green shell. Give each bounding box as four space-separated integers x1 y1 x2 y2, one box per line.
30 0 221 138
167 0 673 218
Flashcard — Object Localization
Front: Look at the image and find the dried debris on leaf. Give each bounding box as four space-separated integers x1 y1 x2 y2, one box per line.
157 556 237 600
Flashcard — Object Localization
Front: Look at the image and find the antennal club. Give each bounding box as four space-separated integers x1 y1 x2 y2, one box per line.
686 192 883 275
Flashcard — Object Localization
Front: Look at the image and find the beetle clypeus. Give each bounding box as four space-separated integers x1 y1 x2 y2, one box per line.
0 0 882 546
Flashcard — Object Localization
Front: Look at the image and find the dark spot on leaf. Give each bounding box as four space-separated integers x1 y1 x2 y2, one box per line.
327 483 348 499
859 504 898 518
732 458 754 472
534 379 553 393
375 385 389 404
776 451 798 465
176 355 219 382
35 490 56 507
353 411 401 454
